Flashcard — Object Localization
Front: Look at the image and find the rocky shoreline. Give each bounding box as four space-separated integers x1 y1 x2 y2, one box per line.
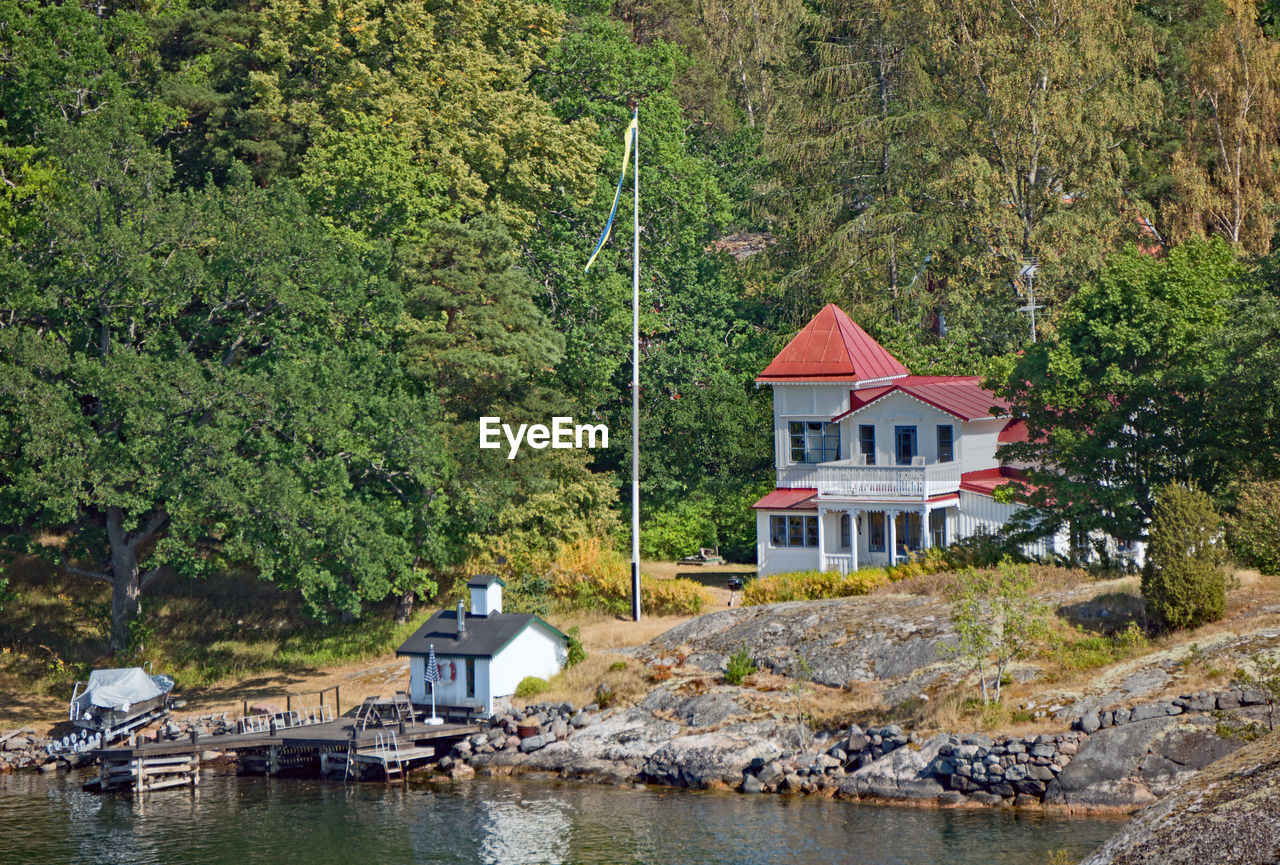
432 683 1271 814
2 682 1269 818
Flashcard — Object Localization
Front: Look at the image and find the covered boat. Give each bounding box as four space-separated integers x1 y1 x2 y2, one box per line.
69 667 174 741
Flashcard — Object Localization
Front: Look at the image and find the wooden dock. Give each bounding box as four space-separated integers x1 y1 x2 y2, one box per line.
88 715 478 793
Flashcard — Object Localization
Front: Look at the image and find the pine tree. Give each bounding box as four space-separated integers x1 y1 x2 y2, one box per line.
1142 483 1228 632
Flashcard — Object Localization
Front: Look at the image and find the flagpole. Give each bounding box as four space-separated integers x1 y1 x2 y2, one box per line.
580 110 641 622
630 107 641 623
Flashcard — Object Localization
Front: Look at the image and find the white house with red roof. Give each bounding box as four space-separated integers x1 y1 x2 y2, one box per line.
752 304 1065 576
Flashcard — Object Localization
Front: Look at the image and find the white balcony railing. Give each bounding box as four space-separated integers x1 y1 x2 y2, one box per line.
777 459 962 501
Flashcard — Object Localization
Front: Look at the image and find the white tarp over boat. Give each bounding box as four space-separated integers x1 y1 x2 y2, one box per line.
71 668 169 715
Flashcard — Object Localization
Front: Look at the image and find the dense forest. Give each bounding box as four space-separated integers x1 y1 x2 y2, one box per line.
1 0 1278 648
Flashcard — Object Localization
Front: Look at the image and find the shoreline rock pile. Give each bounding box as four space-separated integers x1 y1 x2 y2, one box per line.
438 701 598 779
1 728 62 773
434 681 1273 813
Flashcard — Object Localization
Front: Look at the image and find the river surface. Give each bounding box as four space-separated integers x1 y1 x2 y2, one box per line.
0 769 1124 865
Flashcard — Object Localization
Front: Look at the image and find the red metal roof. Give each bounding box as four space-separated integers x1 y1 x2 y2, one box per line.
756 305 909 384
751 488 818 510
833 376 1009 422
998 419 1028 443
960 467 1028 498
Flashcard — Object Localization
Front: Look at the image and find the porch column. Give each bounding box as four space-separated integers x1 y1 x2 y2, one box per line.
817 507 827 573
850 508 859 572
921 504 932 550
886 509 898 565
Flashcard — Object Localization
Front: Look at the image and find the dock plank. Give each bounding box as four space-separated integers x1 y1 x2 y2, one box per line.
94 718 479 760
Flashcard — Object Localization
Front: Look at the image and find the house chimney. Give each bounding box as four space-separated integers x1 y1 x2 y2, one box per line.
456 600 466 637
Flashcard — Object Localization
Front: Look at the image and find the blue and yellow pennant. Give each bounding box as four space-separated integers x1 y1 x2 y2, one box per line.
584 111 639 272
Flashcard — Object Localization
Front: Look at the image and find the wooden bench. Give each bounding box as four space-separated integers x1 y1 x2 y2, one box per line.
410 701 484 724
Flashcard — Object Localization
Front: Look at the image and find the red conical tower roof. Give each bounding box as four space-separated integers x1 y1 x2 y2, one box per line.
756 304 909 384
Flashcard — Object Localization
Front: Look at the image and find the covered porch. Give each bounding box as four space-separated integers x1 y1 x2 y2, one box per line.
815 498 958 573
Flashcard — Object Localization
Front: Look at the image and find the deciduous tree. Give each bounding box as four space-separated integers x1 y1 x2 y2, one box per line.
0 115 439 647
1168 0 1280 253
996 240 1242 546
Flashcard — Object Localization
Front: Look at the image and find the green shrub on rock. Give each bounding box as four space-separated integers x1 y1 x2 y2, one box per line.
724 644 757 685
1141 484 1227 632
515 676 549 698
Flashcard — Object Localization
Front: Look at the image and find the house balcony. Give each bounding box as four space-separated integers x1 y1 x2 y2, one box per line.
776 459 962 501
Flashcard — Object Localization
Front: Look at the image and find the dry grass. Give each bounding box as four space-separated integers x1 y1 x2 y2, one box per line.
549 611 697 652
521 653 650 711
876 564 1094 598
514 609 704 711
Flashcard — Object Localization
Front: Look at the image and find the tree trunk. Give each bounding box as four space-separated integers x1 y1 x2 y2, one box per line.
106 506 141 653
394 589 415 625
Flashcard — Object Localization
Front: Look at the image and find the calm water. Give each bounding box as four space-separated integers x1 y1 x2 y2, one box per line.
0 769 1123 865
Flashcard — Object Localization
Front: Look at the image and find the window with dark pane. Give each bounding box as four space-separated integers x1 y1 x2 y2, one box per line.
868 512 886 552
770 515 787 547
937 425 954 463
789 421 840 463
859 424 876 465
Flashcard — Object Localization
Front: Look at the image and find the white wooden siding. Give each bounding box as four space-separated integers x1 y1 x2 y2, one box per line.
774 386 852 465
409 653 469 705
957 491 1055 558
488 622 566 699
957 418 1003 472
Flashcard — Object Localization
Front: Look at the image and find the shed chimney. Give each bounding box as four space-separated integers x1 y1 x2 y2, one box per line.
456 599 466 637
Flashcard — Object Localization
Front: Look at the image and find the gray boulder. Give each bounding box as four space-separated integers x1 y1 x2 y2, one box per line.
1046 717 1178 808
642 731 782 789
838 733 949 800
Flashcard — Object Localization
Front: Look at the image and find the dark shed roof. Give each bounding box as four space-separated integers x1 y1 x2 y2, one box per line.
395 610 565 659
466 574 507 589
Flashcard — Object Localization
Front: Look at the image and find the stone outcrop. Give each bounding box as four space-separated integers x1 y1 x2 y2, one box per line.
643 596 957 697
1079 731 1280 865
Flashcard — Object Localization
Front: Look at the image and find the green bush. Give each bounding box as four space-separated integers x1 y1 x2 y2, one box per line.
1228 478 1280 575
565 626 586 668
514 676 549 699
1142 483 1227 632
640 501 718 560
607 660 627 672
724 644 757 685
